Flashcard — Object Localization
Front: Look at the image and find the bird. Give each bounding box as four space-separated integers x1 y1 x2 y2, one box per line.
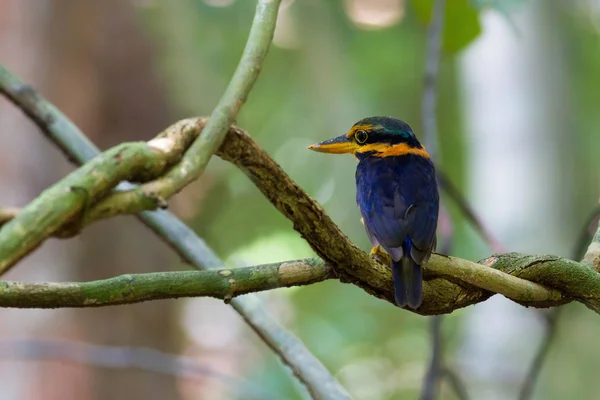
308 116 439 309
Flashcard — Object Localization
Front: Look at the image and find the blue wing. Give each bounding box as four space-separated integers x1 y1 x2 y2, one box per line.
356 154 438 264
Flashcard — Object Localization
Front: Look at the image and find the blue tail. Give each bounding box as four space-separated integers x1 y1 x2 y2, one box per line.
391 239 423 309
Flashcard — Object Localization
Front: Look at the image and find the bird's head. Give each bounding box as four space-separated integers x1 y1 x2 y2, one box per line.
308 116 429 159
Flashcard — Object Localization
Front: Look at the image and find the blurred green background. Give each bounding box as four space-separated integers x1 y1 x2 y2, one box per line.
0 0 599 399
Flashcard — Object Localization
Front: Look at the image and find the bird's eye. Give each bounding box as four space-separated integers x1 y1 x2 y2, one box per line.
355 130 368 144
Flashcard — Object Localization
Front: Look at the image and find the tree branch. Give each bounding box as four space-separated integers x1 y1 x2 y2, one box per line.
584 201 600 272
113 0 281 202
1 11 599 395
0 250 591 314
517 206 600 400
2 92 600 314
2 111 600 314
0 260 332 308
575 205 600 261
0 129 198 274
421 0 445 162
1 11 600 396
0 0 281 274
1 1 353 397
419 2 451 399
437 171 506 253
0 91 350 400
443 367 470 400
0 208 19 225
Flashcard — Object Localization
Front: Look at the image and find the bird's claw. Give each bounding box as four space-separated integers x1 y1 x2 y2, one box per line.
370 245 390 265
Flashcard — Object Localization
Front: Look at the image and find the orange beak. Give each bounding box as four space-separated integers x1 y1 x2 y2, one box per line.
307 135 357 154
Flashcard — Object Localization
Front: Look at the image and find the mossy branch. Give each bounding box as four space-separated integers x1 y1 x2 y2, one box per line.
0 251 597 315
0 260 332 308
0 130 197 274
0 116 598 314
0 75 352 400
0 1 357 398
210 121 599 315
2 0 589 317
126 0 281 201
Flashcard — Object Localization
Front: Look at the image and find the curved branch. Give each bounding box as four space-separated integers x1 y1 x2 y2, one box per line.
1 62 352 400
117 0 281 201
420 2 452 399
219 123 600 314
0 121 202 237
1 36 600 319
216 123 578 313
1 115 599 314
0 0 280 271
584 202 600 272
0 133 197 274
575 205 600 261
1 1 353 397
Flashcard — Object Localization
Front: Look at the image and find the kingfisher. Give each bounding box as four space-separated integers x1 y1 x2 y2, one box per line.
308 116 439 309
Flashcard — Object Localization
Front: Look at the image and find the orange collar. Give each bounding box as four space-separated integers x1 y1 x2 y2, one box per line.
356 143 430 159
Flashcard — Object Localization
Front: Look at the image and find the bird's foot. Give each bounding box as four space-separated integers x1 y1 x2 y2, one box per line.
370 245 390 265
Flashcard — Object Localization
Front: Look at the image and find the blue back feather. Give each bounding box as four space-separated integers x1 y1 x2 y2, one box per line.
356 153 438 264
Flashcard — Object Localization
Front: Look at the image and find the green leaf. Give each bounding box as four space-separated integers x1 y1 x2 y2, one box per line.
410 0 482 53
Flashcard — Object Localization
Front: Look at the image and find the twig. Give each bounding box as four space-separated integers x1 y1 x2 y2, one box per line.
0 338 278 400
0 259 332 308
583 201 600 272
517 309 560 400
421 0 445 162
229 295 353 399
1 73 349 400
421 315 444 400
419 2 452 399
0 208 19 225
574 205 600 261
437 171 506 254
139 211 351 400
443 367 470 400
419 0 503 256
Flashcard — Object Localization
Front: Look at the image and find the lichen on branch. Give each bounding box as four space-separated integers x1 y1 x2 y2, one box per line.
0 259 332 308
0 116 598 315
0 139 194 275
